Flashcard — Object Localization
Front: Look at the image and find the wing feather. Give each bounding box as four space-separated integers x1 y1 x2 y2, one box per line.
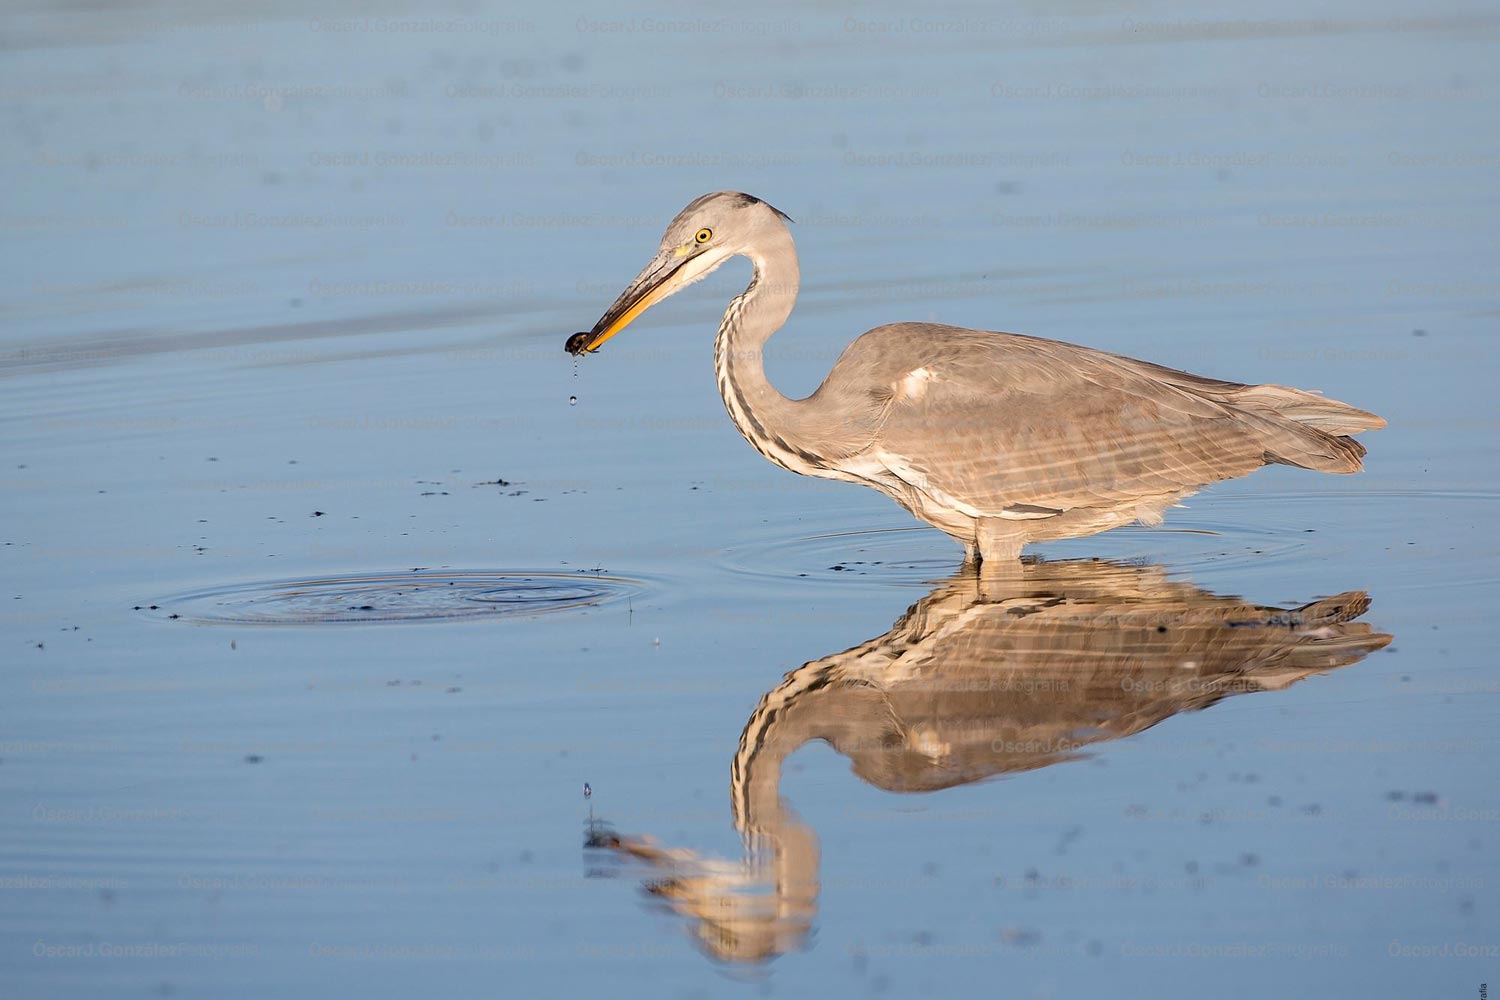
839 326 1268 515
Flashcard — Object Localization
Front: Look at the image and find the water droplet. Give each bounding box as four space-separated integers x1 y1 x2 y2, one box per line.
568 395 577 406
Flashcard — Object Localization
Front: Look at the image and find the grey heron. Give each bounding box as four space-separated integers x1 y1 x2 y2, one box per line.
567 191 1385 565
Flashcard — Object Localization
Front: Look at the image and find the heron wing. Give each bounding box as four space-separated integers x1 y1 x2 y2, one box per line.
846 327 1268 515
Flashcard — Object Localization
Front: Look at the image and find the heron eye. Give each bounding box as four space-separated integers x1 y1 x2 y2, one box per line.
695 228 712 244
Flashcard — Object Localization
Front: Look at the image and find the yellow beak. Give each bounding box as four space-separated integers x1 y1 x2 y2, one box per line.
569 250 690 355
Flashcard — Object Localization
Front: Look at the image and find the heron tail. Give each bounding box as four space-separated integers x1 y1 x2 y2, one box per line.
1225 384 1384 474
1265 427 1368 473
1232 384 1387 435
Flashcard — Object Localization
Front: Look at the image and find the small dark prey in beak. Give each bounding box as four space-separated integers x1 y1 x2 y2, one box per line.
564 331 592 356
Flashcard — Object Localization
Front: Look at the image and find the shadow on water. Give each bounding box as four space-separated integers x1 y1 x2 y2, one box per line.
585 557 1391 964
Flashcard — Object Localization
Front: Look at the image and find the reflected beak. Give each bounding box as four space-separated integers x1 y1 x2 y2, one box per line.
569 250 693 355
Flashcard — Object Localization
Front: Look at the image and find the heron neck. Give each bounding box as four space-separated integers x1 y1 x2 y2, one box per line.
713 226 810 464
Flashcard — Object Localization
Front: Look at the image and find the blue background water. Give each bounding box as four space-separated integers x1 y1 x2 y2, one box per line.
2 1 1497 996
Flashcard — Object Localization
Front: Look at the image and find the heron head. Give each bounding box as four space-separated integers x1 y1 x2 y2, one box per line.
568 191 792 355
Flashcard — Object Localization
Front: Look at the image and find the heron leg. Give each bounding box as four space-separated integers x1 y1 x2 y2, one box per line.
976 521 1026 572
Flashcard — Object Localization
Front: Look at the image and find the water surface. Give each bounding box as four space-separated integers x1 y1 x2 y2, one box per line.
3 1 1497 997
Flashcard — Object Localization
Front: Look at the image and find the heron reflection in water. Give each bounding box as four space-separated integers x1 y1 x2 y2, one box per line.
586 559 1391 963
568 192 1384 567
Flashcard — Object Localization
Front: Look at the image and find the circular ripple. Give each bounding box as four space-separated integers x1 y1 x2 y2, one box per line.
721 489 1500 587
722 521 1297 587
721 498 1363 586
1061 519 1305 575
722 525 957 588
141 570 648 626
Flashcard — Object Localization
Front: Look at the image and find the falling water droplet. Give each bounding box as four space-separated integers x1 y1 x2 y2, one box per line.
583 782 592 799
569 395 577 406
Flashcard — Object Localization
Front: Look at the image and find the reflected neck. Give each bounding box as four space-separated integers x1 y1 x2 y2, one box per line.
730 683 820 938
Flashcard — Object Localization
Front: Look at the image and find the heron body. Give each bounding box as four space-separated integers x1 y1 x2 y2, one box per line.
569 191 1385 565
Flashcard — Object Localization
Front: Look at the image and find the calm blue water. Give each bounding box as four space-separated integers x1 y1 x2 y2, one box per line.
3 1 1497 996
